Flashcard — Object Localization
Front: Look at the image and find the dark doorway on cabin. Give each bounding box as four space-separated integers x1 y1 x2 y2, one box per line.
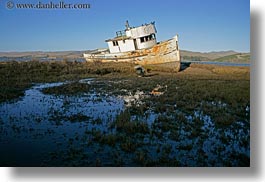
133 39 138 50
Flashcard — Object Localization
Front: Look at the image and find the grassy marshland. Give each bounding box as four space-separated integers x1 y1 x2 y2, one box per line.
0 60 250 166
0 61 135 103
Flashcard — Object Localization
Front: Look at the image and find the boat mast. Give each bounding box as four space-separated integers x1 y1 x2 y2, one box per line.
125 20 130 30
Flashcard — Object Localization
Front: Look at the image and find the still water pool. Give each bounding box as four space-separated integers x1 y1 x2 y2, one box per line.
0 79 250 166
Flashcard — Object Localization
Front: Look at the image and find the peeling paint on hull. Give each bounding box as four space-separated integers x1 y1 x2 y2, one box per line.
84 35 181 72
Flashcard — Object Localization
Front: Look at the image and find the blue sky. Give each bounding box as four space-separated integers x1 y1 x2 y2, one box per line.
0 0 250 52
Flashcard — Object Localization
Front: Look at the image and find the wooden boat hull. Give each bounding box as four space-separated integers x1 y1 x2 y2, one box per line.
83 35 181 72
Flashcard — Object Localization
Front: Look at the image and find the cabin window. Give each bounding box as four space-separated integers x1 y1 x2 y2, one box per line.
113 41 118 46
140 34 156 43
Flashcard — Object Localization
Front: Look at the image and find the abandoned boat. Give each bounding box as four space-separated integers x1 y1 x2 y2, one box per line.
83 21 181 72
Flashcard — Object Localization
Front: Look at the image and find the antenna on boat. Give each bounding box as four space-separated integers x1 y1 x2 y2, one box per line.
125 20 130 30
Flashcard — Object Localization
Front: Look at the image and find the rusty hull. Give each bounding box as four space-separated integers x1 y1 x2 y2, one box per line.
84 36 181 72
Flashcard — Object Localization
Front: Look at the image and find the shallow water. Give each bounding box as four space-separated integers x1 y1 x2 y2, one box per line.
0 81 124 166
182 60 250 67
0 79 250 166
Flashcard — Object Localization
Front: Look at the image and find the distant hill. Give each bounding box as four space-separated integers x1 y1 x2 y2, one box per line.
0 50 250 63
212 53 250 63
181 50 250 63
0 51 84 58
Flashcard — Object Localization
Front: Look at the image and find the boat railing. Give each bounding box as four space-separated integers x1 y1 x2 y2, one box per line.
85 54 117 59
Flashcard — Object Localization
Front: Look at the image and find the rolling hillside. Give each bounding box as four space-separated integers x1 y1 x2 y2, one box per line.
213 53 250 63
0 50 250 63
181 50 250 63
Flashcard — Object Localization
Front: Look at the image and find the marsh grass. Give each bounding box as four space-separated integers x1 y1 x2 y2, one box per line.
111 109 149 135
0 61 250 166
0 61 135 103
42 82 91 96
